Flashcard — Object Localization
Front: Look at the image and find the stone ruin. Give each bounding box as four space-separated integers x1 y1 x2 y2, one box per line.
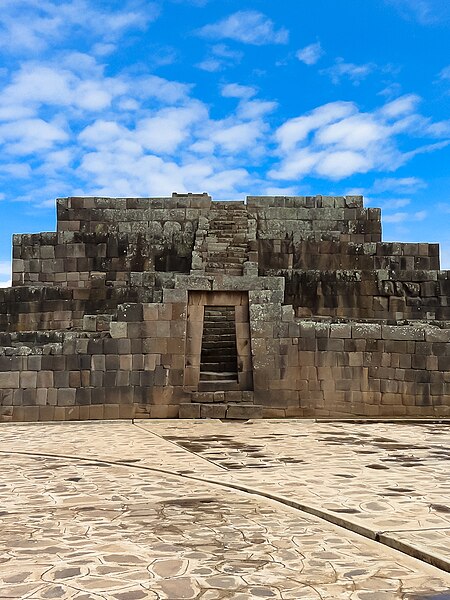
0 193 449 422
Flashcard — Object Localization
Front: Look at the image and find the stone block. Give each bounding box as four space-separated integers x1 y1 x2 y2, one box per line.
57 388 76 406
83 315 97 331
200 403 227 418
0 372 19 389
179 403 201 418
425 327 450 342
19 370 37 388
149 405 179 418
226 404 263 419
117 303 143 322
352 323 382 339
89 405 104 420
382 325 425 341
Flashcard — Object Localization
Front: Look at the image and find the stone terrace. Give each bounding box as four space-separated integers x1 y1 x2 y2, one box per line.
0 193 449 422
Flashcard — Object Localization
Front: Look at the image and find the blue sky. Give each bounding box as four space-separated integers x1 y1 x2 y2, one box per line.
0 0 449 285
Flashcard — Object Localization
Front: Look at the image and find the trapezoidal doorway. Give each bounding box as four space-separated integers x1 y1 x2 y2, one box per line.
184 291 253 392
199 305 238 390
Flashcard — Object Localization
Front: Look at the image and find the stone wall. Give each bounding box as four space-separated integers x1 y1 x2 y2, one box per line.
247 195 381 243
0 285 153 332
259 315 450 418
283 269 450 321
2 194 449 422
1 302 449 421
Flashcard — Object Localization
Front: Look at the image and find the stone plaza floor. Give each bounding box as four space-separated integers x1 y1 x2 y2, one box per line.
0 419 449 599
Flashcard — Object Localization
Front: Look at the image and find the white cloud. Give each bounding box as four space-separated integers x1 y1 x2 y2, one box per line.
379 197 411 209
208 121 267 153
270 94 450 181
296 42 324 66
275 101 356 152
386 0 450 25
211 44 243 60
237 100 277 120
372 177 425 193
135 104 207 154
196 58 223 72
380 94 421 117
137 76 192 104
197 11 289 45
92 43 117 57
314 114 388 150
0 118 68 154
0 61 126 116
77 150 251 199
0 162 32 178
221 83 257 99
316 151 372 178
0 0 159 54
196 44 243 72
441 243 450 269
383 209 427 223
440 65 450 80
378 83 403 98
320 58 375 85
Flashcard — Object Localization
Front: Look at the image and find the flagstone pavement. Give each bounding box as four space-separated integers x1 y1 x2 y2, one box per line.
0 419 449 599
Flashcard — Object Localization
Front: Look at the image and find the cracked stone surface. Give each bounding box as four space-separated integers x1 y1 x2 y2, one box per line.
0 420 450 599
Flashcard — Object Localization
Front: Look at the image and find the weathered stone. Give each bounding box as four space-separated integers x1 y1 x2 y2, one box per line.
0 193 448 422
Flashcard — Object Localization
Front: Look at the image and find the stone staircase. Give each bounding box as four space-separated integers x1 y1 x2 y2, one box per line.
178 303 263 418
179 390 263 420
199 305 238 391
192 202 252 275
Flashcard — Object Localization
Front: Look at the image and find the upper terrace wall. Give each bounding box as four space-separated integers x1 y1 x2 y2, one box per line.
13 194 212 287
258 240 440 271
0 284 154 333
247 195 382 243
10 194 449 323
282 269 450 321
14 194 382 288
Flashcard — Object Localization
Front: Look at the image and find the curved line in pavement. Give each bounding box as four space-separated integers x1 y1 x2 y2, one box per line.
0 448 448 575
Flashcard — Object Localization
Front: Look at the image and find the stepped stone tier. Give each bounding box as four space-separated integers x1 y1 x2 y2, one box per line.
1 192 449 422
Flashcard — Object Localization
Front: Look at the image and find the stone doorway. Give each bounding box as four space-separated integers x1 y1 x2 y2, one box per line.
184 291 253 392
199 305 239 391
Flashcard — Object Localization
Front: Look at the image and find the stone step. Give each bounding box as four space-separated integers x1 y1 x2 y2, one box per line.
202 327 235 334
203 314 235 321
198 380 240 392
205 269 242 276
201 305 238 378
199 371 238 381
202 321 235 328
204 262 245 271
201 341 236 349
200 360 237 370
200 358 237 369
223 268 243 275
201 360 237 369
201 333 236 340
200 353 236 361
179 403 263 420
200 359 237 367
202 313 235 321
201 333 235 340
